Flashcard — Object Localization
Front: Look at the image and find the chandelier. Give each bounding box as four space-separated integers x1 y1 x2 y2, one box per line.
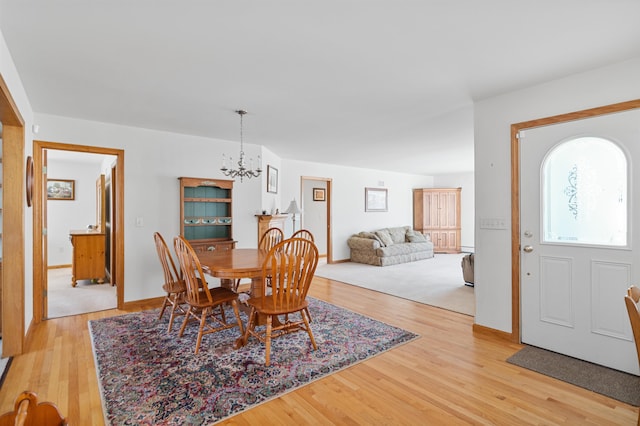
221 109 262 182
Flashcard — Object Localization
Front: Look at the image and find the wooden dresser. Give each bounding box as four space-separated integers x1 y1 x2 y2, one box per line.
69 230 106 287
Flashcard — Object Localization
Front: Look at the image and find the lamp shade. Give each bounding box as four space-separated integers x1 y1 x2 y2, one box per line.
283 199 302 215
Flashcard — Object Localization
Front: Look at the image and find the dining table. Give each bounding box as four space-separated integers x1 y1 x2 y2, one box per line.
197 248 267 294
197 248 276 347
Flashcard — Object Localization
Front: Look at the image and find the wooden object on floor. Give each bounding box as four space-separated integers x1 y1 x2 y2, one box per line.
256 214 288 241
0 391 67 426
241 238 319 366
69 230 105 287
173 236 244 354
179 177 236 254
153 232 187 333
413 187 461 253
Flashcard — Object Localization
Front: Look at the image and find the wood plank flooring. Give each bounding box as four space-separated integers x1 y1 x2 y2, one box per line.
0 276 637 425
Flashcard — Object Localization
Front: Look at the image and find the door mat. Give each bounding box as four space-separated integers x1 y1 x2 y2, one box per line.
507 345 640 406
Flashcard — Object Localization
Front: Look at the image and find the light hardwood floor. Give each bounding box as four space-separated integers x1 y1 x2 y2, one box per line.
0 276 637 425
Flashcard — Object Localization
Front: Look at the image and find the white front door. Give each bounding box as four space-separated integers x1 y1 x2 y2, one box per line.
520 108 640 374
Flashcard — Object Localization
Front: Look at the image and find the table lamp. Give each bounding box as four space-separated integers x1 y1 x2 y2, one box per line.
283 198 302 233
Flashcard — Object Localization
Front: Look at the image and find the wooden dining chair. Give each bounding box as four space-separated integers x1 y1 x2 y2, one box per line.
241 237 319 366
259 227 284 251
624 287 640 426
173 236 244 354
291 229 314 242
232 226 286 293
0 391 67 426
153 232 188 332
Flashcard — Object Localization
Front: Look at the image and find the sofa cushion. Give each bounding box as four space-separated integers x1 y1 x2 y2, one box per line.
374 229 394 247
387 227 409 244
376 242 433 257
406 230 428 243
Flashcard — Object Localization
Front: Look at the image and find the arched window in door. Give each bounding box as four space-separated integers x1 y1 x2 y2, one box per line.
542 136 627 246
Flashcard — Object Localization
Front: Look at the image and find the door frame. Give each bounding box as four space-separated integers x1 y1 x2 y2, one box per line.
509 99 640 342
33 140 125 323
0 74 25 357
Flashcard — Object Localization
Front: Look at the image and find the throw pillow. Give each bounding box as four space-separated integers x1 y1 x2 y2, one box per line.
358 231 377 239
406 230 428 243
374 230 394 247
388 227 407 244
358 231 383 245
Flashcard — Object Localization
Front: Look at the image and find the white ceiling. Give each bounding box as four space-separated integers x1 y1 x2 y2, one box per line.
1 1 639 175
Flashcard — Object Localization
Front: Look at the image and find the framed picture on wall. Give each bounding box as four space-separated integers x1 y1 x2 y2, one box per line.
267 165 278 193
47 179 75 200
313 188 326 201
365 187 387 212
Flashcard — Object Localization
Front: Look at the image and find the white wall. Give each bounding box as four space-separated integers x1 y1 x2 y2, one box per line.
47 159 104 266
281 159 434 261
433 172 475 252
474 57 640 333
33 113 437 302
34 113 265 302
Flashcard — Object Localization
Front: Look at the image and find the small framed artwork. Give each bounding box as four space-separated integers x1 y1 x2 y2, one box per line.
365 187 388 212
47 179 75 200
267 165 278 194
313 188 326 201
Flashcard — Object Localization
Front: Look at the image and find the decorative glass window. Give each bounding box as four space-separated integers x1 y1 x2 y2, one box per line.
542 136 627 246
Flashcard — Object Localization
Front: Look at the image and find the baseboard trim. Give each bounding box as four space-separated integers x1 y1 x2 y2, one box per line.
48 264 72 270
122 296 164 311
472 323 517 342
329 258 350 264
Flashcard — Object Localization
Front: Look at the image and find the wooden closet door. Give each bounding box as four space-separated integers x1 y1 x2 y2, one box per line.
413 188 461 253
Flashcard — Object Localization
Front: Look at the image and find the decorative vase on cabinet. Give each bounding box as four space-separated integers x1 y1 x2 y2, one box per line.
413 188 461 253
179 177 236 253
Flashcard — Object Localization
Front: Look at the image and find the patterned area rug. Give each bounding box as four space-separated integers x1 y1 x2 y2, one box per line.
89 298 418 425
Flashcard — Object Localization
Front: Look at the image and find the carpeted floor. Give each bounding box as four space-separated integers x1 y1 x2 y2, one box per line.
89 297 418 425
315 253 475 316
507 345 640 406
48 267 116 318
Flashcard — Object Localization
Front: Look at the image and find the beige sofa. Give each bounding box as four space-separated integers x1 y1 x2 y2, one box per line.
347 226 434 266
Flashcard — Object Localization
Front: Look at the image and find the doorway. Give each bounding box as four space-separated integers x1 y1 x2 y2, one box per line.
33 141 125 323
45 149 118 318
510 99 640 366
300 176 332 263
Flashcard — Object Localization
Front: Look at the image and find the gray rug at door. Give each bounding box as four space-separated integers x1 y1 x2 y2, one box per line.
507 345 640 406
